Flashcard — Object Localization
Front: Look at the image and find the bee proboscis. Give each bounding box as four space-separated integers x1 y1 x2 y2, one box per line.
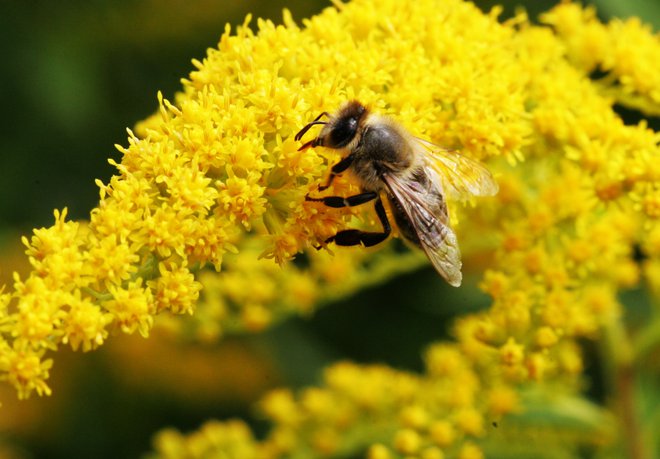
295 100 498 287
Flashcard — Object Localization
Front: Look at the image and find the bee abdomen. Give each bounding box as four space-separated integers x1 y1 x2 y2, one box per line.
387 194 421 245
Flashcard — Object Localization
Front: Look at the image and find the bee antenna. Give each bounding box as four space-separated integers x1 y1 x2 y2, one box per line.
294 121 327 141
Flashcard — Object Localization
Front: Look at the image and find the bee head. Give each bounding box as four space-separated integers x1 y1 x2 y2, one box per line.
296 100 368 151
323 100 368 148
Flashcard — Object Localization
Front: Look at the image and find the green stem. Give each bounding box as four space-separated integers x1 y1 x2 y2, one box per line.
82 254 161 303
132 253 159 281
632 317 660 361
81 287 113 302
604 315 646 459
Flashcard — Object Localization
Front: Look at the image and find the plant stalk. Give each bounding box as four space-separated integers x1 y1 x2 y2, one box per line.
605 314 646 459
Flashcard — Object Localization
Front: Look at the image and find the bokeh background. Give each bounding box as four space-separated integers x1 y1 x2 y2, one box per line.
0 1 658 458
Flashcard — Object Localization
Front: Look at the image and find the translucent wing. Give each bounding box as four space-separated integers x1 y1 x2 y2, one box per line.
382 171 462 287
413 138 498 200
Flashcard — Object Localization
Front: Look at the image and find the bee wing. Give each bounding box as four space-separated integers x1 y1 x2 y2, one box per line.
413 138 498 200
382 172 462 287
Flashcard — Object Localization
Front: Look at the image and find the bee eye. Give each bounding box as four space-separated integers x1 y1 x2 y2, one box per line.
327 117 358 148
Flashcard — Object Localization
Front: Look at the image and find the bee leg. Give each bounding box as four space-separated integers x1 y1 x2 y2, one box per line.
325 198 392 248
318 154 355 191
306 190 377 208
298 139 318 151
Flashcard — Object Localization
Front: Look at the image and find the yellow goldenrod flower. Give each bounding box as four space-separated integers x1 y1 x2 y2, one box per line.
1 0 658 457
148 262 202 315
0 345 52 400
152 419 259 459
486 385 520 417
60 291 113 352
367 443 392 459
393 428 422 454
541 2 660 115
399 405 429 429
421 447 446 459
454 407 485 437
428 420 456 448
458 442 484 459
499 338 525 368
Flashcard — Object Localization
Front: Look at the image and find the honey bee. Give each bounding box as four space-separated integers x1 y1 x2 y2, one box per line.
295 100 498 287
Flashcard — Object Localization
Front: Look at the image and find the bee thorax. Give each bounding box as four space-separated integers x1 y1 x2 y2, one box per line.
351 123 414 189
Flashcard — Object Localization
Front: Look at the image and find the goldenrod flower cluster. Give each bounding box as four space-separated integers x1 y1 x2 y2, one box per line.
170 241 427 340
148 1 658 457
2 0 659 457
541 2 660 115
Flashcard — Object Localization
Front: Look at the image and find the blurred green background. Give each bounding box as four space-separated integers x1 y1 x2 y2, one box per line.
0 1 658 458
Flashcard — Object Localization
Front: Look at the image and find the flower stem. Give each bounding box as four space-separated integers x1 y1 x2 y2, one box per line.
604 315 647 459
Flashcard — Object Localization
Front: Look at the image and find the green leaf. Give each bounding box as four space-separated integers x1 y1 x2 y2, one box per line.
482 387 617 459
594 0 660 29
